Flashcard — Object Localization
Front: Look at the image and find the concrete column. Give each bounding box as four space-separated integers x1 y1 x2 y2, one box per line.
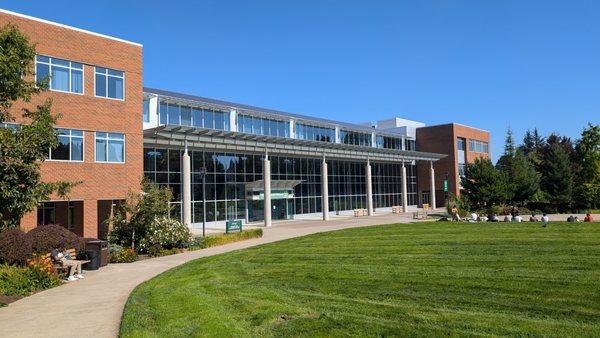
430 161 437 209
229 109 237 132
263 156 272 227
401 161 408 213
321 158 329 220
182 146 192 227
366 160 373 216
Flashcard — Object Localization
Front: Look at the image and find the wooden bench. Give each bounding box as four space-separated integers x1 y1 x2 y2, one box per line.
41 248 90 276
353 209 368 217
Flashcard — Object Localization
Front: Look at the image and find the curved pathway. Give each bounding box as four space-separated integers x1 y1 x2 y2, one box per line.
0 212 417 338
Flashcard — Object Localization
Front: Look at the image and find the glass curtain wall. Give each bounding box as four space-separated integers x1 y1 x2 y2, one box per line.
144 147 418 222
159 101 229 131
340 130 372 147
238 114 290 138
295 123 335 142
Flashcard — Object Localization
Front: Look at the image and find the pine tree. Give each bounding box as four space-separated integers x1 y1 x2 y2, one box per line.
510 149 540 203
496 127 515 173
573 123 600 209
540 144 573 210
462 158 512 209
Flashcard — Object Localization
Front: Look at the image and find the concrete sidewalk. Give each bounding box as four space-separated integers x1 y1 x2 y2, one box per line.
0 212 418 338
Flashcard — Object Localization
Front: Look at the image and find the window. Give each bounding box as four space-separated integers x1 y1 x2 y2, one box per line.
340 130 372 146
468 139 489 153
457 138 466 151
35 55 83 94
95 132 125 163
157 100 228 130
37 202 55 226
49 128 84 161
95 67 124 100
238 115 290 138
143 99 150 122
1 123 19 131
296 123 334 142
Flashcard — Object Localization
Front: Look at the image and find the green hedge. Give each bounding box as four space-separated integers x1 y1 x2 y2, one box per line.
0 264 60 297
191 229 263 250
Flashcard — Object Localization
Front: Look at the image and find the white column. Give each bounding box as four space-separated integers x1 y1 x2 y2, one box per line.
289 119 295 138
430 161 437 209
229 109 237 132
366 160 373 216
322 158 329 220
263 156 272 227
401 161 408 213
181 145 192 227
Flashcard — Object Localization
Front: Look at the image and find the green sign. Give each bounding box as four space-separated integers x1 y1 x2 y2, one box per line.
258 191 291 200
443 180 448 192
226 220 242 233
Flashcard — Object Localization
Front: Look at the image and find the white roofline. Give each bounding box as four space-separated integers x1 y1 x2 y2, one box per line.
0 8 142 47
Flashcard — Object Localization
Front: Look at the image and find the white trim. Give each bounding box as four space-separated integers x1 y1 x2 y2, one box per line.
47 127 85 162
94 131 126 164
0 8 142 47
93 66 126 101
35 54 85 96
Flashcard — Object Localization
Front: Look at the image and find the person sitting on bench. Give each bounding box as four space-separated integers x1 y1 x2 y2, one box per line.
51 246 84 281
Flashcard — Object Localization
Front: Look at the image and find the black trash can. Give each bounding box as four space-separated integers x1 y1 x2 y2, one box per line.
85 250 100 270
86 240 109 267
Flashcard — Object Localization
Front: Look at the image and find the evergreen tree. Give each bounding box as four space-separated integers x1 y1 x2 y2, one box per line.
510 149 541 204
573 123 600 209
540 144 573 210
496 127 515 173
462 158 512 209
0 24 75 229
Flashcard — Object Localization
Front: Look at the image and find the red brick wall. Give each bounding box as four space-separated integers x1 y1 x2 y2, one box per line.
416 124 490 207
0 12 143 237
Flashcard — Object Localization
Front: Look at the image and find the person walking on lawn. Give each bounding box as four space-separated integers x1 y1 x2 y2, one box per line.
51 246 84 281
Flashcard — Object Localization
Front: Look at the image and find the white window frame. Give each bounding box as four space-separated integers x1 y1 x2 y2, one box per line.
94 66 125 101
35 54 84 95
47 128 85 162
94 131 126 163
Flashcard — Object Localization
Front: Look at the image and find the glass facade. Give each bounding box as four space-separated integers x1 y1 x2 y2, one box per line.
375 135 402 149
159 101 229 131
340 130 372 147
296 123 335 142
143 147 418 224
238 114 289 138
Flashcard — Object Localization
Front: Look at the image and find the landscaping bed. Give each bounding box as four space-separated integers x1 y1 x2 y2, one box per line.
121 221 600 337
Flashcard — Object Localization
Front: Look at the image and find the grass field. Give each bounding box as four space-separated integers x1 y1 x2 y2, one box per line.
120 222 600 337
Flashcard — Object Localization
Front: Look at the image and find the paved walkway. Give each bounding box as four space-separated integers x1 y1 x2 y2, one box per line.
0 212 419 338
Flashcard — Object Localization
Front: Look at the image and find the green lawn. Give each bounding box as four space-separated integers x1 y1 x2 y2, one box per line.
120 222 600 337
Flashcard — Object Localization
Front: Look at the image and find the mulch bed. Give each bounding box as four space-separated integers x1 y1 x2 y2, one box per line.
0 294 22 306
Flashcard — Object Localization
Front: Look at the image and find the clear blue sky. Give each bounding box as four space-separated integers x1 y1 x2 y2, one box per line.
2 0 599 161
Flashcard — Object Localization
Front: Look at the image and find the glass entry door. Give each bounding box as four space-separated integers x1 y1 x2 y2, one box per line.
248 199 293 222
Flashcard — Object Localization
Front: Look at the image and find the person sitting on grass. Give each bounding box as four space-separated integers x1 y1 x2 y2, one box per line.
51 246 84 282
584 213 594 222
567 215 575 222
513 215 523 222
451 205 460 222
529 214 539 222
489 214 499 222
470 212 479 222
504 214 511 222
541 214 549 223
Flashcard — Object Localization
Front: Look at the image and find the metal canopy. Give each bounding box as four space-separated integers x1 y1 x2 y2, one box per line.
144 125 446 163
245 180 302 192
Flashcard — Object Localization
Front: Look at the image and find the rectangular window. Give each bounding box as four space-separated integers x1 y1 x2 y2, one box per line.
49 128 84 161
143 99 150 123
468 139 489 153
95 132 125 163
95 67 124 100
35 55 83 94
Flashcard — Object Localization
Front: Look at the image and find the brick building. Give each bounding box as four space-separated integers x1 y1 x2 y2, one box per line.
1 8 491 235
416 123 491 207
0 9 143 238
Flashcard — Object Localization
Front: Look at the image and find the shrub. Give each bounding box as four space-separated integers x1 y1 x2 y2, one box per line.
137 217 191 253
27 224 84 254
0 228 32 265
0 263 60 297
199 229 263 249
445 194 470 217
147 246 182 257
109 248 138 263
